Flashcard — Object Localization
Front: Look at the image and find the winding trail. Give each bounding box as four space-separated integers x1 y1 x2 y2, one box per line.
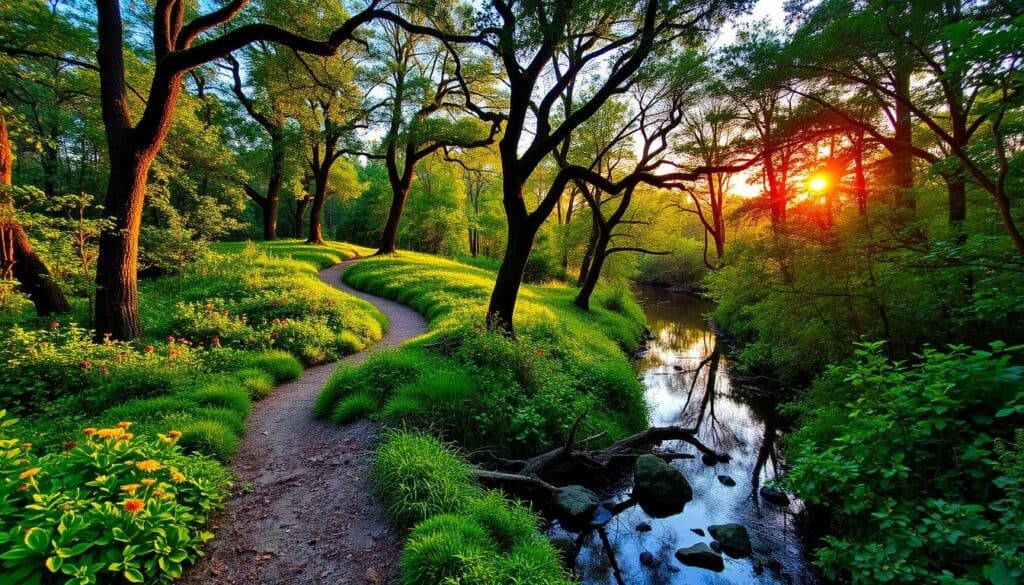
184 259 428 585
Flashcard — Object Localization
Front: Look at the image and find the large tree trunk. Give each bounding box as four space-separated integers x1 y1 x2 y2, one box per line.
577 214 599 286
94 146 153 339
575 231 610 311
376 180 411 255
306 174 328 245
486 218 538 335
0 101 69 316
262 142 285 241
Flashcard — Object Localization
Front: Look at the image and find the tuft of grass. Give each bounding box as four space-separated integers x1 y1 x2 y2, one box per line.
191 380 252 416
235 368 275 400
194 407 247 435
373 431 479 526
241 350 303 383
177 419 241 461
315 350 434 418
465 491 540 552
497 541 575 585
402 515 497 585
330 392 376 424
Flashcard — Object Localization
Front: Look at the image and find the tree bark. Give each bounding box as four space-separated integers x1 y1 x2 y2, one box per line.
0 99 69 316
294 195 310 239
892 57 915 207
376 180 411 255
306 173 328 245
575 231 610 311
487 214 538 335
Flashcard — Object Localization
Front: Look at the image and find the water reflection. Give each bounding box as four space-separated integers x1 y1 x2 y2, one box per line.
559 285 815 585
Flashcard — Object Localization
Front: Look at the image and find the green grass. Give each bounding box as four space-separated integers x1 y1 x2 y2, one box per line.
320 250 648 456
211 239 369 269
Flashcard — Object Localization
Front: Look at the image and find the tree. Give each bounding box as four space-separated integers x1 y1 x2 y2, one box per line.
364 8 500 256
462 0 748 334
0 97 69 315
224 53 287 240
86 0 407 339
783 0 1024 251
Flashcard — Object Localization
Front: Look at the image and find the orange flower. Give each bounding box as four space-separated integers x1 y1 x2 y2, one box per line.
16 484 28 493
152 490 166 499
168 430 182 439
141 478 156 486
117 421 132 429
18 467 41 480
170 470 186 484
122 499 144 514
120 483 141 494
21 443 31 450
136 460 161 472
83 428 97 436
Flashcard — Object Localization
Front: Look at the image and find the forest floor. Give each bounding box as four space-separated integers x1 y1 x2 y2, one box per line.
183 259 428 585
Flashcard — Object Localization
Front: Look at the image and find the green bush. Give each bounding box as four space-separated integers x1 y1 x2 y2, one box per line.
331 392 377 424
235 368 275 400
465 491 541 552
379 369 476 435
315 350 434 418
0 413 229 584
402 514 498 585
190 381 252 417
176 419 241 462
240 350 303 383
373 432 479 526
783 341 1024 584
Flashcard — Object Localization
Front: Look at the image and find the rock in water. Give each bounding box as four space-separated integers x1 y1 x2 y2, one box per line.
639 551 655 567
552 485 599 531
717 474 736 487
548 533 577 566
636 522 652 533
633 454 692 518
701 453 718 466
674 543 724 572
708 523 752 558
760 486 791 506
690 528 705 537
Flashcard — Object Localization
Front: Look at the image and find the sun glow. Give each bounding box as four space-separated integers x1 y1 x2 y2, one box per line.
808 175 829 193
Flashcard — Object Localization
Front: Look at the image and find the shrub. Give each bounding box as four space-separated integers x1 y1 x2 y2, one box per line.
193 407 246 435
176 419 241 462
315 350 433 418
401 514 498 585
465 491 540 552
190 381 252 416
240 350 303 383
331 392 376 425
497 541 574 585
378 369 476 437
0 414 229 584
783 341 1024 584
235 368 275 400
373 431 479 526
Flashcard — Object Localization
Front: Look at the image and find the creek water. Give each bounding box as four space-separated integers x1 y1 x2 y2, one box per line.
552 284 817 585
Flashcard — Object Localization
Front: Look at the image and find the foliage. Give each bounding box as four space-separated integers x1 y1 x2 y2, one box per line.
372 431 479 527
319 252 646 456
783 342 1024 584
0 414 229 584
377 433 572 585
150 243 385 364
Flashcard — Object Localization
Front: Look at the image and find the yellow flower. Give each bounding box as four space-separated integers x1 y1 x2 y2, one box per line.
170 470 186 484
136 460 161 472
83 428 97 436
161 437 172 445
141 478 156 486
117 421 132 429
95 475 109 483
18 467 40 480
95 427 125 440
120 483 141 494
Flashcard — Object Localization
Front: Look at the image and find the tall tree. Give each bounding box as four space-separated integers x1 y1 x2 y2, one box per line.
86 0 404 339
0 97 69 315
368 13 500 256
462 0 748 334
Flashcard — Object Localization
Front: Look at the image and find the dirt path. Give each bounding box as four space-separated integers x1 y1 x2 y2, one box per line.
183 259 428 585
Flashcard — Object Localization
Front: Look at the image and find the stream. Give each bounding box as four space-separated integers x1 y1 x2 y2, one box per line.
551 284 817 584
